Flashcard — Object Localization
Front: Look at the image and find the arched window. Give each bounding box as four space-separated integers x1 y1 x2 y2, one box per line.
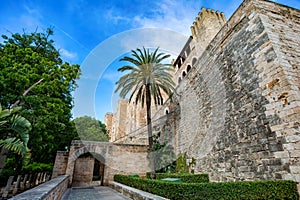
165 108 169 115
192 57 197 66
187 65 191 73
178 60 182 69
182 71 186 78
178 77 182 84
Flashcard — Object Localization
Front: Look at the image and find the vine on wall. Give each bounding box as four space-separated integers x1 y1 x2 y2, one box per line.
176 152 196 174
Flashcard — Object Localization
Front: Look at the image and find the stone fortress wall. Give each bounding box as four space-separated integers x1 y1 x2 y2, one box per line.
174 0 300 182
105 0 300 183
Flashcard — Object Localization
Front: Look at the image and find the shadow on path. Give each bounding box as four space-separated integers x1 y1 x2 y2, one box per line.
62 186 132 200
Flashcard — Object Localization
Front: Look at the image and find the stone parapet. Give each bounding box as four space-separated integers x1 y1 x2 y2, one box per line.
11 175 69 200
110 181 168 200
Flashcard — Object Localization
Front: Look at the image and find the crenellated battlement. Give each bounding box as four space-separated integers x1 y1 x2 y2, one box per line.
191 7 226 38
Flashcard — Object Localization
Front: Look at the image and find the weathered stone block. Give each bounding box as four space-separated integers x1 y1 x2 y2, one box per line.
290 166 300 174
268 143 284 152
290 150 300 158
286 135 300 143
274 151 290 158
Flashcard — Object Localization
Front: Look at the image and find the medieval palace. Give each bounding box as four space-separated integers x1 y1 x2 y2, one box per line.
52 0 300 187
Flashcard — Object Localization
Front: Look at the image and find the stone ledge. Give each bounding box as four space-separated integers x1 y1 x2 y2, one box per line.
11 175 69 200
109 181 168 200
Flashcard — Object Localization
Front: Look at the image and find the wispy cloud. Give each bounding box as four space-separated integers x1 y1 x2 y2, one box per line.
119 28 188 57
60 48 78 60
23 5 42 17
104 8 131 24
131 0 202 36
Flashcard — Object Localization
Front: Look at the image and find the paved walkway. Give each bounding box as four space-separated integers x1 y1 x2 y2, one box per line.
62 186 132 200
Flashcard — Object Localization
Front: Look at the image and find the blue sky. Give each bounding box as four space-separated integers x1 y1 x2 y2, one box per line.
1 0 299 122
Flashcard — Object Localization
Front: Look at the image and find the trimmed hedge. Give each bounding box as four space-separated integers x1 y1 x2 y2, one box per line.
114 174 299 200
146 173 209 183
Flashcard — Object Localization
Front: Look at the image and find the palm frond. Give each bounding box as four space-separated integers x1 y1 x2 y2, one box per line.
0 137 24 155
0 109 11 119
117 65 135 72
10 115 32 135
116 46 175 107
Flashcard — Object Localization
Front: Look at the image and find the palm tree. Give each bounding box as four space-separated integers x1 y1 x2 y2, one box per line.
0 104 31 174
115 47 175 178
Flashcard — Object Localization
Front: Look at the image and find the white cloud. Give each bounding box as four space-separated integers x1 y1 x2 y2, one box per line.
60 48 78 60
131 0 202 36
104 8 131 24
23 5 42 17
119 28 188 57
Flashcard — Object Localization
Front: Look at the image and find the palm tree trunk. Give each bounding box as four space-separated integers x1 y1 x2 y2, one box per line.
145 84 155 179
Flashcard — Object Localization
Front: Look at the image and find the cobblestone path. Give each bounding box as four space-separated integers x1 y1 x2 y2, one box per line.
62 186 132 200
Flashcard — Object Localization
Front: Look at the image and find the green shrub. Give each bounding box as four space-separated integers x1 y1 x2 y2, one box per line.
22 162 53 173
114 174 299 200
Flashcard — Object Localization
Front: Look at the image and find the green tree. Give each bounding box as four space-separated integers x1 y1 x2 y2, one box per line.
0 104 31 174
0 28 80 164
73 116 108 141
115 47 175 178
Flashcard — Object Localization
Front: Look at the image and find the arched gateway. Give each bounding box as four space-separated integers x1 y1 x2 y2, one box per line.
52 140 150 186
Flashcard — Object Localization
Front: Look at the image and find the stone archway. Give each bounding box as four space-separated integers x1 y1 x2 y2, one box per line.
66 142 110 186
63 141 150 186
71 152 106 187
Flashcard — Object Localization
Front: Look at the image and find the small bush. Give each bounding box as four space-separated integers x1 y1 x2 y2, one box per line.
114 174 299 200
22 162 53 173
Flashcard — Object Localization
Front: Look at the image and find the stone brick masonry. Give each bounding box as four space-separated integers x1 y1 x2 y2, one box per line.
103 0 300 184
64 140 150 186
172 0 300 183
11 175 69 200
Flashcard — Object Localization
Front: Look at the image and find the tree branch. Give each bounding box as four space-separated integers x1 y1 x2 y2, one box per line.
11 78 44 108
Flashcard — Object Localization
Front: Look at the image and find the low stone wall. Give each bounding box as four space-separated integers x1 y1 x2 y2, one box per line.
1 172 51 198
110 181 168 200
11 175 69 200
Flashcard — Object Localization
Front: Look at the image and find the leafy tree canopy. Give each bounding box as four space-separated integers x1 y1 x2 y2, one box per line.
0 28 80 164
73 116 108 142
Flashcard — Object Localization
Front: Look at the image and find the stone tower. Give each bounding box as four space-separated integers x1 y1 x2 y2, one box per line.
173 8 226 86
104 112 113 141
191 8 226 53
